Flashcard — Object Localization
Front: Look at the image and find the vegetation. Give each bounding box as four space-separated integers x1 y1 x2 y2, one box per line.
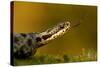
14 48 97 66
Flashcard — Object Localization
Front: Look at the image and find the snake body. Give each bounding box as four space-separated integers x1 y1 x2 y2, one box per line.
13 21 70 58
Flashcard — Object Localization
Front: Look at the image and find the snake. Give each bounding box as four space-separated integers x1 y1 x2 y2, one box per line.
13 21 71 58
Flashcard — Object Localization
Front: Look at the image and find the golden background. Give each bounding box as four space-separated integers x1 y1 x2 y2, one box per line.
12 1 97 56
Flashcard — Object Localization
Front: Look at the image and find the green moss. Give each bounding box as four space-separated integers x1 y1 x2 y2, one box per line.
14 49 97 66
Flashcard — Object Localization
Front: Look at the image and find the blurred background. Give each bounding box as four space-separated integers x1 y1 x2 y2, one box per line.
12 1 97 57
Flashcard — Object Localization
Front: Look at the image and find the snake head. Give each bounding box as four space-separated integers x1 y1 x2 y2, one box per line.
36 21 71 47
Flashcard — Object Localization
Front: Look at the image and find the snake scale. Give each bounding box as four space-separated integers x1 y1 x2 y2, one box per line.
13 21 71 58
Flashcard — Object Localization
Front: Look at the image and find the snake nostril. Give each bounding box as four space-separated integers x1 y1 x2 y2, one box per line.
66 22 70 26
67 23 69 26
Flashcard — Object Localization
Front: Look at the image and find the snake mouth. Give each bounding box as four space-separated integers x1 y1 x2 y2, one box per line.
38 21 70 44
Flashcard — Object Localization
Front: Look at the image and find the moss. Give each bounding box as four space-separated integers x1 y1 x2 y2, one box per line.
14 49 97 66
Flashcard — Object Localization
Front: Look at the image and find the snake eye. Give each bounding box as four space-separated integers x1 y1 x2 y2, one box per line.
42 34 52 40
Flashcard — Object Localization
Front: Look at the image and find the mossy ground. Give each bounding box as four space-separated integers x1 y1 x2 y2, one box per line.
14 49 97 66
